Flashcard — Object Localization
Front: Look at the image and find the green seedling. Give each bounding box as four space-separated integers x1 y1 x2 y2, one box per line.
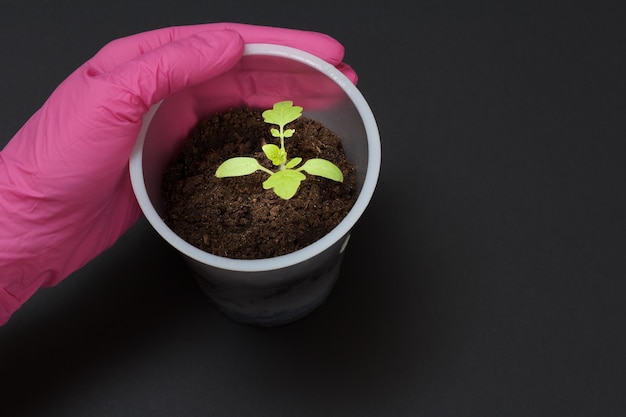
215 101 344 199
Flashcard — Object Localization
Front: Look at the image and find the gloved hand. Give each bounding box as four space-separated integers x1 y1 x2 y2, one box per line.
0 23 357 325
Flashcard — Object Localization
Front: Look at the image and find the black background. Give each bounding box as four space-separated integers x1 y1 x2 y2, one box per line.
2 1 626 416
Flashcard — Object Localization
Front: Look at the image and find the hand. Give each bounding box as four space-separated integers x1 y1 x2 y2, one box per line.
0 23 357 325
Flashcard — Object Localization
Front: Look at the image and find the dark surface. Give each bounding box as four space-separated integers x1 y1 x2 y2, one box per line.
2 1 626 416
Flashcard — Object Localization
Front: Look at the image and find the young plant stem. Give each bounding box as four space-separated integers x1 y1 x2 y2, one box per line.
259 166 275 175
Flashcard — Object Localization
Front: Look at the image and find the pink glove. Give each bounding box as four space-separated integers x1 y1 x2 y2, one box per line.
0 23 357 325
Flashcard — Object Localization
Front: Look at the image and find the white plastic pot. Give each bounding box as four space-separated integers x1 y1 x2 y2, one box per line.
130 44 381 326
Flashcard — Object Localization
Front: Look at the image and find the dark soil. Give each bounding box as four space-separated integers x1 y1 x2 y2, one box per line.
161 106 357 259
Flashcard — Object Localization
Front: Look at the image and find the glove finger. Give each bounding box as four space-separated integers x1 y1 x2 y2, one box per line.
97 30 244 119
91 23 349 73
208 23 348 66
202 23 357 84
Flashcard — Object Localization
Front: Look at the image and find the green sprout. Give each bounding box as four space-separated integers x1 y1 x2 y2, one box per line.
215 101 344 199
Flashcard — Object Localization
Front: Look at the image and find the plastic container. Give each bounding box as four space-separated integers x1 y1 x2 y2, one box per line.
129 44 381 326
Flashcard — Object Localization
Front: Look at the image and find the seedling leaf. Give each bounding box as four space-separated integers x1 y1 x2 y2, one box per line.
299 159 344 182
216 157 262 177
263 170 306 200
285 157 302 169
262 101 303 127
262 144 286 166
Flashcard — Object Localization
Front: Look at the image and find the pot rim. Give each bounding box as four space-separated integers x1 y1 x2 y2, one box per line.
130 43 381 272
